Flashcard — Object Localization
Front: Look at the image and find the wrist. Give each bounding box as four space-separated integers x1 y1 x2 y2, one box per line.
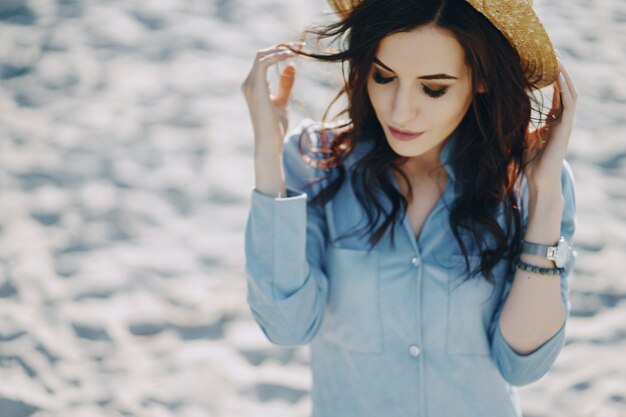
524 197 563 246
528 190 564 221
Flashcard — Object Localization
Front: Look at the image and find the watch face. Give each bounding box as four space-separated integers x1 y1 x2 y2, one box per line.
555 238 570 268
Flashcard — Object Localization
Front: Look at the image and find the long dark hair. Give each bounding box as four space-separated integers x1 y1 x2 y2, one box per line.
281 0 563 285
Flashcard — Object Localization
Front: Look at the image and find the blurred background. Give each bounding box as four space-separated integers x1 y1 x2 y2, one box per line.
0 0 624 416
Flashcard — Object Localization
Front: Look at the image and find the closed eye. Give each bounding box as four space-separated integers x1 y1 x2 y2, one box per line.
372 70 448 98
423 85 447 98
372 70 393 85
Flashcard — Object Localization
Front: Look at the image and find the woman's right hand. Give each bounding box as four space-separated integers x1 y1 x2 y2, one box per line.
241 41 304 155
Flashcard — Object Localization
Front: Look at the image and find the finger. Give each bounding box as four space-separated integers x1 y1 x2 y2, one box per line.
243 50 297 100
257 41 305 59
249 42 303 85
273 64 296 106
277 41 306 50
557 58 578 100
557 71 575 112
258 50 295 68
548 79 561 119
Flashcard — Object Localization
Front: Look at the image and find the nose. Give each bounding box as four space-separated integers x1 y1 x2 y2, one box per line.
390 84 417 127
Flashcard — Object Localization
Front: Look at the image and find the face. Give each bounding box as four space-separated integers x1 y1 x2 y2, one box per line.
367 24 485 168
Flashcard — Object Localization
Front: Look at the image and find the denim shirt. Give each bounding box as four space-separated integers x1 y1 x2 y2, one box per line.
244 118 577 417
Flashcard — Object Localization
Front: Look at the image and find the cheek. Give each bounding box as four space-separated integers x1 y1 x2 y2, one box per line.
367 81 380 109
432 90 474 123
367 82 385 111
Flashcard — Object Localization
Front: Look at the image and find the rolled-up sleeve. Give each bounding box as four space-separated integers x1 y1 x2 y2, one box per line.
489 159 578 386
244 119 330 346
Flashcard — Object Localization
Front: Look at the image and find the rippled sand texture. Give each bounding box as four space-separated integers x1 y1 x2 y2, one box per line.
0 0 624 416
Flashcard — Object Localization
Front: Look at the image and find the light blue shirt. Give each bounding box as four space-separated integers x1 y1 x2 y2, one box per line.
244 118 577 417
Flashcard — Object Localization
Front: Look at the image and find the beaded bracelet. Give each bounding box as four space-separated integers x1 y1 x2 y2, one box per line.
515 257 565 276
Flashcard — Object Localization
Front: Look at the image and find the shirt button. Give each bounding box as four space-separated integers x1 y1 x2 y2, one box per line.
408 344 421 357
411 256 420 266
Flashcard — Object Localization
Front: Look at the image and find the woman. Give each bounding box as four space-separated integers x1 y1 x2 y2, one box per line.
241 0 578 416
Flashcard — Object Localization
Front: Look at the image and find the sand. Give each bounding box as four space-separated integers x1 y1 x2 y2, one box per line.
0 0 624 416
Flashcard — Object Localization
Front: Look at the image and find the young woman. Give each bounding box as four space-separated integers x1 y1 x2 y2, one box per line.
241 0 578 416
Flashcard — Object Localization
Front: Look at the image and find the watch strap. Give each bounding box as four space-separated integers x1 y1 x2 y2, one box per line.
521 240 551 257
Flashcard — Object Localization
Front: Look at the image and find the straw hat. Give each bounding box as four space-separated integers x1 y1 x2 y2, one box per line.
326 0 559 89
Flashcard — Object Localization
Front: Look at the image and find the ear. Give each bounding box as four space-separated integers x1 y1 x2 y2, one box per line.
477 81 488 94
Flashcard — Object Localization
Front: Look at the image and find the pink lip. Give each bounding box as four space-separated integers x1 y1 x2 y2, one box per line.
388 125 424 141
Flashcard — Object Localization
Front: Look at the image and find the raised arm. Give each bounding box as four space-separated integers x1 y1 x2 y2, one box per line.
244 119 331 345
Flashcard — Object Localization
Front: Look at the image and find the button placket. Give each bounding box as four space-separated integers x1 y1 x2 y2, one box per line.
409 255 422 359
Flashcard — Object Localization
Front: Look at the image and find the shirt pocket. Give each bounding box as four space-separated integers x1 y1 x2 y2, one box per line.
320 246 383 353
446 254 501 356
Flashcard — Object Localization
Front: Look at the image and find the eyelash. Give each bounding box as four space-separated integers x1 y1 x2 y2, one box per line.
372 70 448 98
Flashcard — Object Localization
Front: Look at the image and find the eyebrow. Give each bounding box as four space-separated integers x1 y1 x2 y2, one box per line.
373 56 459 80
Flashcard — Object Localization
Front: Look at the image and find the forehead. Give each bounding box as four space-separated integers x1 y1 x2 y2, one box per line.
375 25 467 75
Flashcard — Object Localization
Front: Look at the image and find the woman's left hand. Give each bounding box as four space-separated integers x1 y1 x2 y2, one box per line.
524 52 578 197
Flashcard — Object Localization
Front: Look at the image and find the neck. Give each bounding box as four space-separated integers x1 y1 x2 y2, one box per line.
398 146 446 184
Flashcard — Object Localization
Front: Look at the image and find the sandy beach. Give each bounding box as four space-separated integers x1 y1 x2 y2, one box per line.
0 0 624 416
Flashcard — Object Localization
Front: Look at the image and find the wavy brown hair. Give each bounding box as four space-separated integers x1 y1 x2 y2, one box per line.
281 0 563 285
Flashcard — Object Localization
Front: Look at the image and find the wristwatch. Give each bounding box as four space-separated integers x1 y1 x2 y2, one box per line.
521 236 571 268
